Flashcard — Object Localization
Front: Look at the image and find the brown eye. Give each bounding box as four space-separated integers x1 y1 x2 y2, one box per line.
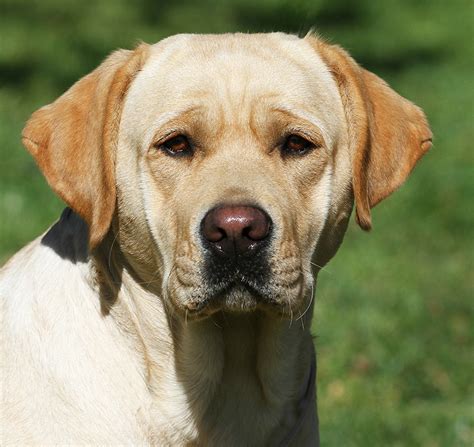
160 135 192 156
282 134 315 155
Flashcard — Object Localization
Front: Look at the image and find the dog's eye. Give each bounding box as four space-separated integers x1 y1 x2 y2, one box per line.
159 135 192 156
282 134 315 156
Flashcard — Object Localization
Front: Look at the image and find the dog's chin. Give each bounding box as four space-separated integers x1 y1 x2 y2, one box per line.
182 285 264 320
178 282 302 321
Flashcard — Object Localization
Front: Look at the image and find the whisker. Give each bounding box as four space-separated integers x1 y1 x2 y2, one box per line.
162 264 179 314
310 260 331 274
211 316 222 329
143 263 163 288
132 276 163 286
286 288 294 328
296 279 315 323
107 231 119 273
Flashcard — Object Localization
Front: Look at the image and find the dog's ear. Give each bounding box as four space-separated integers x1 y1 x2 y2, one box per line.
309 37 432 230
22 44 149 248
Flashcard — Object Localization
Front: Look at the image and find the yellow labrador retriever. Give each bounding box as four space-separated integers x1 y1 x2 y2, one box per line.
1 33 431 446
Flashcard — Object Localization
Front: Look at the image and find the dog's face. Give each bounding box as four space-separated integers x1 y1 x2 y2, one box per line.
22 33 432 319
117 34 345 317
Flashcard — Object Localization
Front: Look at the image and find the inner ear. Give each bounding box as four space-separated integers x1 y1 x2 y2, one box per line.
22 44 150 248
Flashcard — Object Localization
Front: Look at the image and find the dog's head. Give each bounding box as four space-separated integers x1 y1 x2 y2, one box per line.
22 33 431 319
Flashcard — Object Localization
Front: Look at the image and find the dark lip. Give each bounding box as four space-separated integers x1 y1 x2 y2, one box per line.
185 280 279 317
210 279 267 302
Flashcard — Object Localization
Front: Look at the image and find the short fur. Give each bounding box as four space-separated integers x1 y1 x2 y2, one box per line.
1 33 431 446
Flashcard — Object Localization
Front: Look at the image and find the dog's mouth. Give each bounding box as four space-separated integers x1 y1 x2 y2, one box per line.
181 270 305 320
173 240 307 319
184 281 279 318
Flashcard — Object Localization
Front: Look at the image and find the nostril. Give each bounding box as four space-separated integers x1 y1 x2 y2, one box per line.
205 226 227 243
242 225 252 239
245 218 271 241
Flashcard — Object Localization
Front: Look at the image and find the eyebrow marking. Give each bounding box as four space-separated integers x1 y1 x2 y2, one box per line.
271 105 332 147
145 105 203 147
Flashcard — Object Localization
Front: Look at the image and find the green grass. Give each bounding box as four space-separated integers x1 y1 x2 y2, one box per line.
1 1 472 445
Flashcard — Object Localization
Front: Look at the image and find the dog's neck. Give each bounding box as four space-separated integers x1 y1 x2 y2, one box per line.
92 233 317 445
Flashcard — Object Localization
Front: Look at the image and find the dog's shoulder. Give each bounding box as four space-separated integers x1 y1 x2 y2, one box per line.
1 207 89 305
40 207 90 263
0 208 95 353
0 209 153 444
0 208 88 276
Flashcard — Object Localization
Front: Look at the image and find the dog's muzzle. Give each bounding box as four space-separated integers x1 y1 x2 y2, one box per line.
199 204 274 304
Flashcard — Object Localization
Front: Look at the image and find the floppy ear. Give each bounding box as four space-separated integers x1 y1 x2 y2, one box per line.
22 44 149 248
309 37 432 230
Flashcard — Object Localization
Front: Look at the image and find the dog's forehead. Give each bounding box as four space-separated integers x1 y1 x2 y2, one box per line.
123 33 344 142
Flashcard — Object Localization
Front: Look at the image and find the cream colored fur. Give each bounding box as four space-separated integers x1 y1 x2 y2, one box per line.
1 32 431 446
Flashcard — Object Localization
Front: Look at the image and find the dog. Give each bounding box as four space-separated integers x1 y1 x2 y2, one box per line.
0 32 431 446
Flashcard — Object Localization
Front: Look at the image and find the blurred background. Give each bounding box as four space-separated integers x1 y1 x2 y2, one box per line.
0 0 472 445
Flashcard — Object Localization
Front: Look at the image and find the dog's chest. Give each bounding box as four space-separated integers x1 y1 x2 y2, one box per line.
140 315 292 446
141 370 286 446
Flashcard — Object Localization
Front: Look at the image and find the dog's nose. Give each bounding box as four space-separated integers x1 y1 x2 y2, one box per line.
201 205 272 257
